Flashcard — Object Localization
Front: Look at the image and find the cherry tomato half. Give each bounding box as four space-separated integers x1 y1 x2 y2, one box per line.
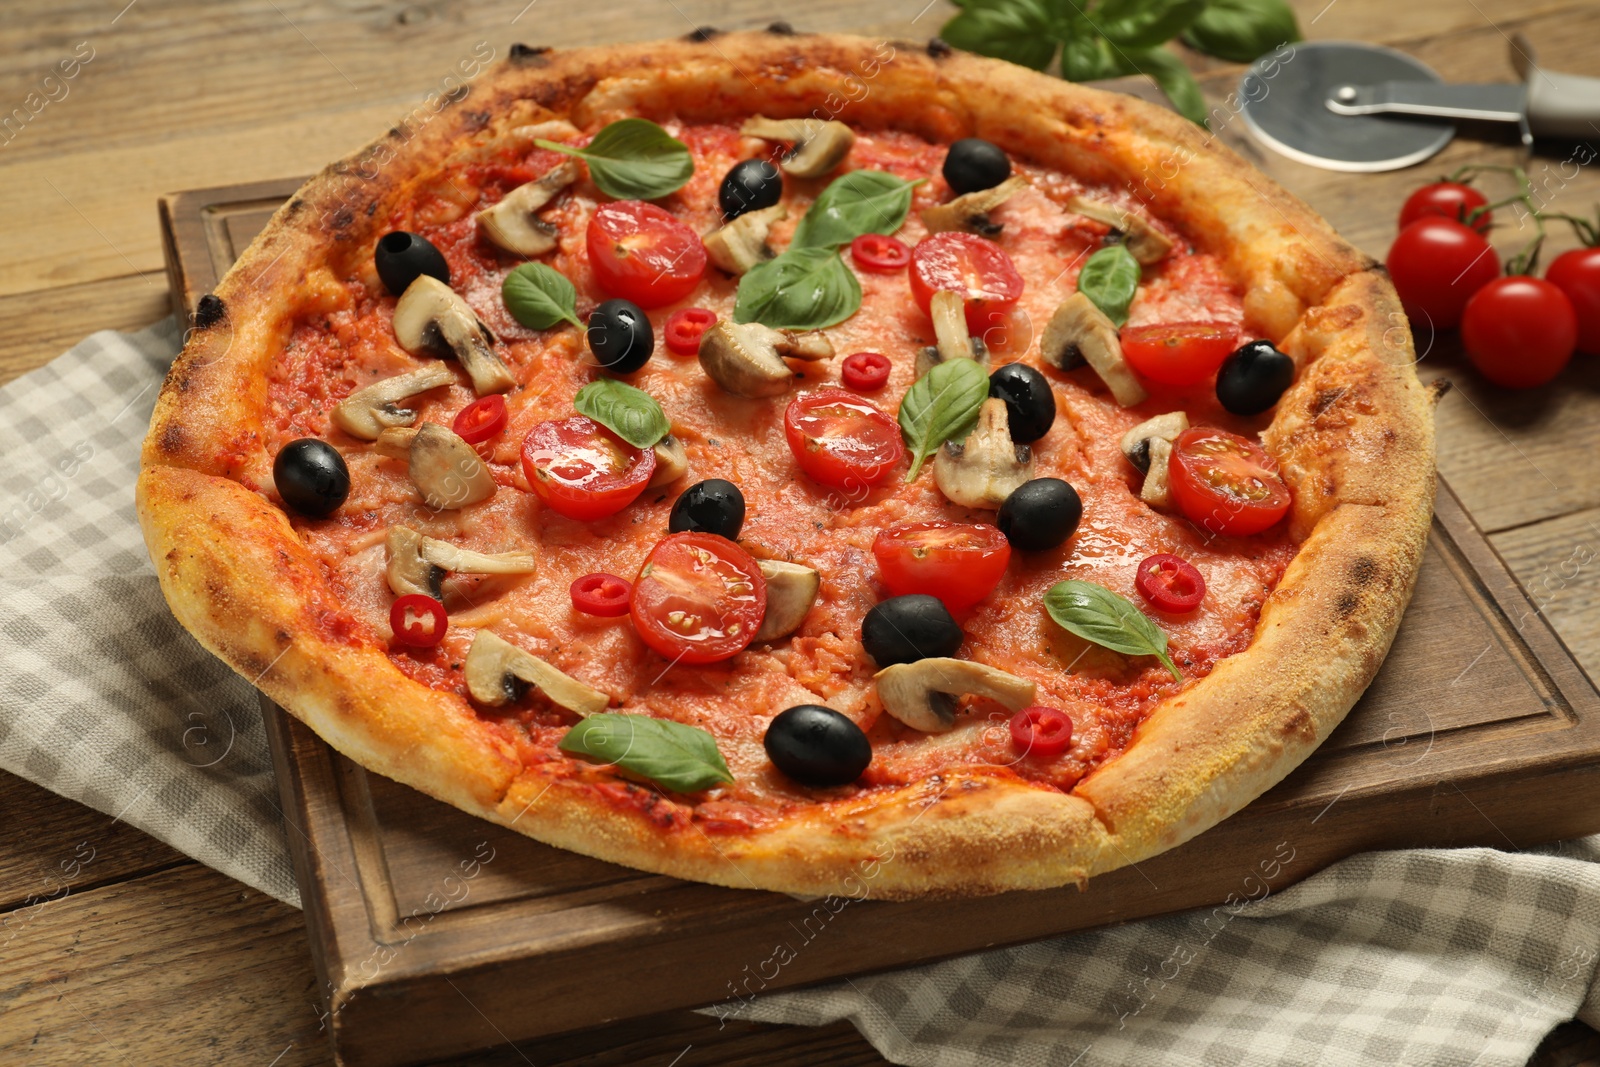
520 415 656 521
1135 553 1207 613
390 593 447 648
872 521 1011 612
570 572 634 616
1545 247 1600 355
1167 428 1291 537
1119 322 1239 387
452 395 507 445
1398 181 1491 235
910 232 1025 334
840 351 891 392
586 201 706 309
1385 217 1500 330
784 388 904 490
630 532 767 664
850 233 911 272
1010 706 1073 759
664 307 718 356
1461 276 1576 389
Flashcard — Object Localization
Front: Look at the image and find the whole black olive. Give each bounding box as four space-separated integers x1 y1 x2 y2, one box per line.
998 478 1082 552
587 298 654 374
669 479 745 540
719 159 783 221
374 231 450 296
764 704 872 787
1216 340 1296 416
274 439 350 518
861 595 964 666
988 363 1056 443
942 138 1011 195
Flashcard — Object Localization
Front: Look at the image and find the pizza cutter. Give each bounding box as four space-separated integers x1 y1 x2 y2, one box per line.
1237 35 1600 172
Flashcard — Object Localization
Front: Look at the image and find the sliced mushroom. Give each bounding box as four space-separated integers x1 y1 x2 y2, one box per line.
874 658 1036 733
934 399 1034 509
1119 411 1190 474
392 275 515 396
331 365 456 440
385 526 537 599
914 291 991 378
1039 293 1147 407
921 176 1027 237
464 630 610 714
752 560 821 643
374 423 496 510
648 433 689 488
1067 196 1174 266
511 119 581 143
697 321 834 398
477 160 579 256
741 116 855 179
915 335 989 379
1140 437 1176 509
703 203 786 275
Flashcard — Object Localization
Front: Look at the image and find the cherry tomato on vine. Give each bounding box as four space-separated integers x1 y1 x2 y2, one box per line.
452 395 507 445
664 307 717 356
520 415 656 521
1167 428 1291 538
1546 247 1600 355
872 521 1011 612
1398 182 1491 235
910 232 1025 333
390 594 447 648
570 572 633 617
1460 276 1576 389
586 201 706 308
630 532 767 663
1009 706 1073 759
784 388 903 490
1385 218 1500 330
850 233 911 273
1135 553 1207 613
840 351 891 392
1119 322 1239 387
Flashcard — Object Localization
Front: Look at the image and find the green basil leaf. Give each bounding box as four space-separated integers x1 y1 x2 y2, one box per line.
897 358 989 481
733 247 862 330
790 170 923 251
558 713 734 793
1093 0 1208 50
1182 0 1300 64
535 118 693 201
573 379 670 449
1044 580 1182 681
502 263 584 331
939 0 1060 71
1112 46 1210 126
1076 244 1141 327
1059 34 1119 83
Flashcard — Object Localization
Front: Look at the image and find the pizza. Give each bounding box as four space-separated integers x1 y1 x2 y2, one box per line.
138 29 1436 899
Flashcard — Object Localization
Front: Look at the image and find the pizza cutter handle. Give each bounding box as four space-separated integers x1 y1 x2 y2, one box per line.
1513 33 1600 141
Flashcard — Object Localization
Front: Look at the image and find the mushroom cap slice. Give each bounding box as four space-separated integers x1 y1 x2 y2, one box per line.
647 433 689 488
1040 293 1147 407
915 335 989 380
477 159 579 256
874 658 1036 733
1140 437 1176 509
418 538 536 576
697 321 793 398
1067 196 1174 266
740 115 855 179
406 422 496 511
391 276 516 396
752 560 821 643
703 203 786 276
331 365 456 441
1118 411 1190 473
464 630 609 714
385 526 536 598
934 398 1034 509
930 290 975 363
921 176 1028 237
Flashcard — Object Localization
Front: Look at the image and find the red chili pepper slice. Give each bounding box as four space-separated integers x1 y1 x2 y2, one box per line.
1010 706 1073 759
664 307 719 356
850 233 912 273
390 593 448 648
452 395 508 445
1135 553 1206 613
570 572 634 617
840 351 891 392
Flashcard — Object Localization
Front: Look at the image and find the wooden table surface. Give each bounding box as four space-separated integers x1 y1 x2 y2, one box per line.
4 1 1600 1064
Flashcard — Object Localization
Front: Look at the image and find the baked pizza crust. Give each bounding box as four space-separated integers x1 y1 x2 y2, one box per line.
138 31 1434 899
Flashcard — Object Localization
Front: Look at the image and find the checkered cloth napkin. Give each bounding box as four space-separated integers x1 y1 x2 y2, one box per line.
6 323 1600 1066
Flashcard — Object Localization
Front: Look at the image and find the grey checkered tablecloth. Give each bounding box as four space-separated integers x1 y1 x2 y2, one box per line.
5 322 1600 1066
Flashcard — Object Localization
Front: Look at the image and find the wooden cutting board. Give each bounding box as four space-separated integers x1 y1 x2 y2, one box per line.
158 123 1600 1067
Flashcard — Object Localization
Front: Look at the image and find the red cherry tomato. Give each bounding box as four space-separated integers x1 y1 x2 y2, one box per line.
1135 553 1207 613
664 307 717 356
1009 706 1073 759
784 388 904 490
850 233 911 272
1167 428 1291 537
872 521 1011 612
1118 322 1239 387
390 593 447 648
585 201 706 308
1398 182 1491 235
1460 276 1576 389
452 395 507 445
630 532 767 664
910 232 1025 334
840 351 891 392
1545 247 1600 355
520 415 656 521
1385 217 1500 330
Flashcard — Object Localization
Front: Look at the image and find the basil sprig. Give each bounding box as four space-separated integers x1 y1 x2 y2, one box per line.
535 118 693 201
503 263 584 330
574 379 670 449
790 170 923 251
897 358 989 480
1076 244 1141 327
559 713 734 793
733 247 862 330
1183 0 1301 64
1044 580 1182 681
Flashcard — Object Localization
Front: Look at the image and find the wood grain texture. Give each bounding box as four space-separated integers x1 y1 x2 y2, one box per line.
1493 506 1600 680
0 271 168 388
